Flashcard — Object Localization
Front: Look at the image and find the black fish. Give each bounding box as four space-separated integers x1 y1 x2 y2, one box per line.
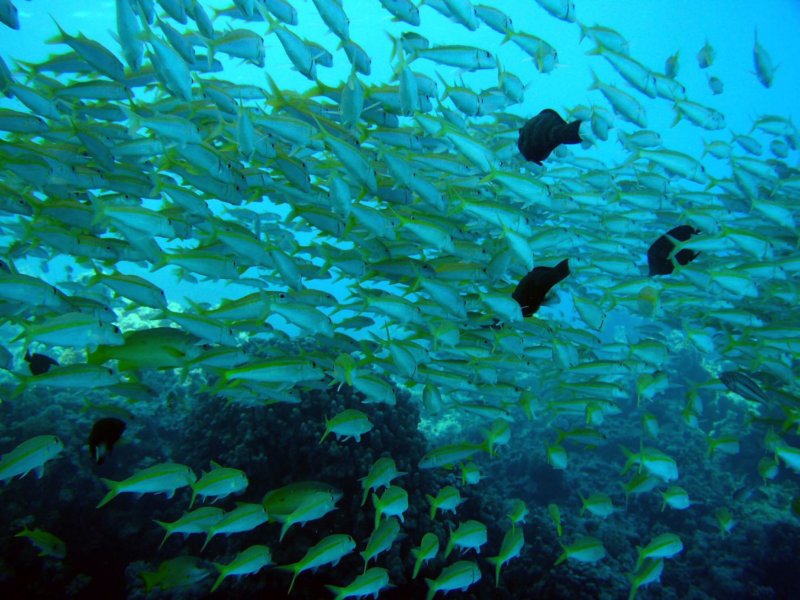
512 259 570 317
647 225 700 276
517 109 583 165
24 350 59 375
88 417 127 465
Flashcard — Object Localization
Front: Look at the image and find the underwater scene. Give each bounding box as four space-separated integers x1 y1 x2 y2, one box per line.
1 0 799 598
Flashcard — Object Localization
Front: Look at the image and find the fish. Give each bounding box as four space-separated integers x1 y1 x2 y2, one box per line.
210 545 272 593
24 350 59 375
634 533 683 569
512 258 570 316
202 503 269 550
554 536 606 565
425 560 481 600
141 556 209 593
418 442 482 469
647 225 700 275
15 526 66 559
627 558 664 600
281 533 356 593
372 485 408 528
707 74 724 95
664 50 680 77
326 567 391 600
361 517 401 571
719 370 768 403
444 520 487 558
411 533 439 578
487 527 524 586
263 481 342 521
0 435 63 482
696 39 715 68
96 462 196 508
154 506 224 549
319 408 373 443
621 446 679 482
547 503 562 537
579 492 616 518
87 417 126 465
189 461 248 508
0 0 19 30
279 491 339 541
359 457 405 506
753 29 775 88
517 109 583 165
427 485 465 519
535 0 576 22
715 507 736 534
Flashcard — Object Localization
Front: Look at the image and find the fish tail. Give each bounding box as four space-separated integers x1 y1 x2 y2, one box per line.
443 538 454 559
287 567 299 594
153 520 170 549
200 533 213 552
486 555 501 587
412 555 422 579
426 495 436 519
96 479 119 508
425 580 436 600
325 585 344 600
279 521 290 543
210 568 226 594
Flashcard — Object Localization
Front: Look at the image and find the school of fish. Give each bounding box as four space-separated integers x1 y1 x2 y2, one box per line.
0 0 797 597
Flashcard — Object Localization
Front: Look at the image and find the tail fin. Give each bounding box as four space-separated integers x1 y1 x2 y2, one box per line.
96 479 119 508
486 555 501 587
153 520 171 549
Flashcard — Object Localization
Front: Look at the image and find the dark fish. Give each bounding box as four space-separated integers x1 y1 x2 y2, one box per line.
88 417 127 465
512 259 570 317
24 350 59 375
647 225 700 276
720 370 767 404
517 109 582 165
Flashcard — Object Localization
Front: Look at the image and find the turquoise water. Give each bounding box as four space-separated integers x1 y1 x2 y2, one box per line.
0 1 799 598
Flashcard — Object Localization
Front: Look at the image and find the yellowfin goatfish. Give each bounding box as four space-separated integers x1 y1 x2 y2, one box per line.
189 461 248 508
140 556 208 593
281 533 356 594
487 527 524 587
202 503 269 550
210 545 272 593
425 560 481 600
554 536 606 565
96 462 196 508
412 533 439 578
154 506 224 549
0 435 63 482
361 517 401 571
326 567 391 600
15 527 66 559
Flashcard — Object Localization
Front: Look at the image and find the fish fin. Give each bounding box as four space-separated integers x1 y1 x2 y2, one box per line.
96 479 119 508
